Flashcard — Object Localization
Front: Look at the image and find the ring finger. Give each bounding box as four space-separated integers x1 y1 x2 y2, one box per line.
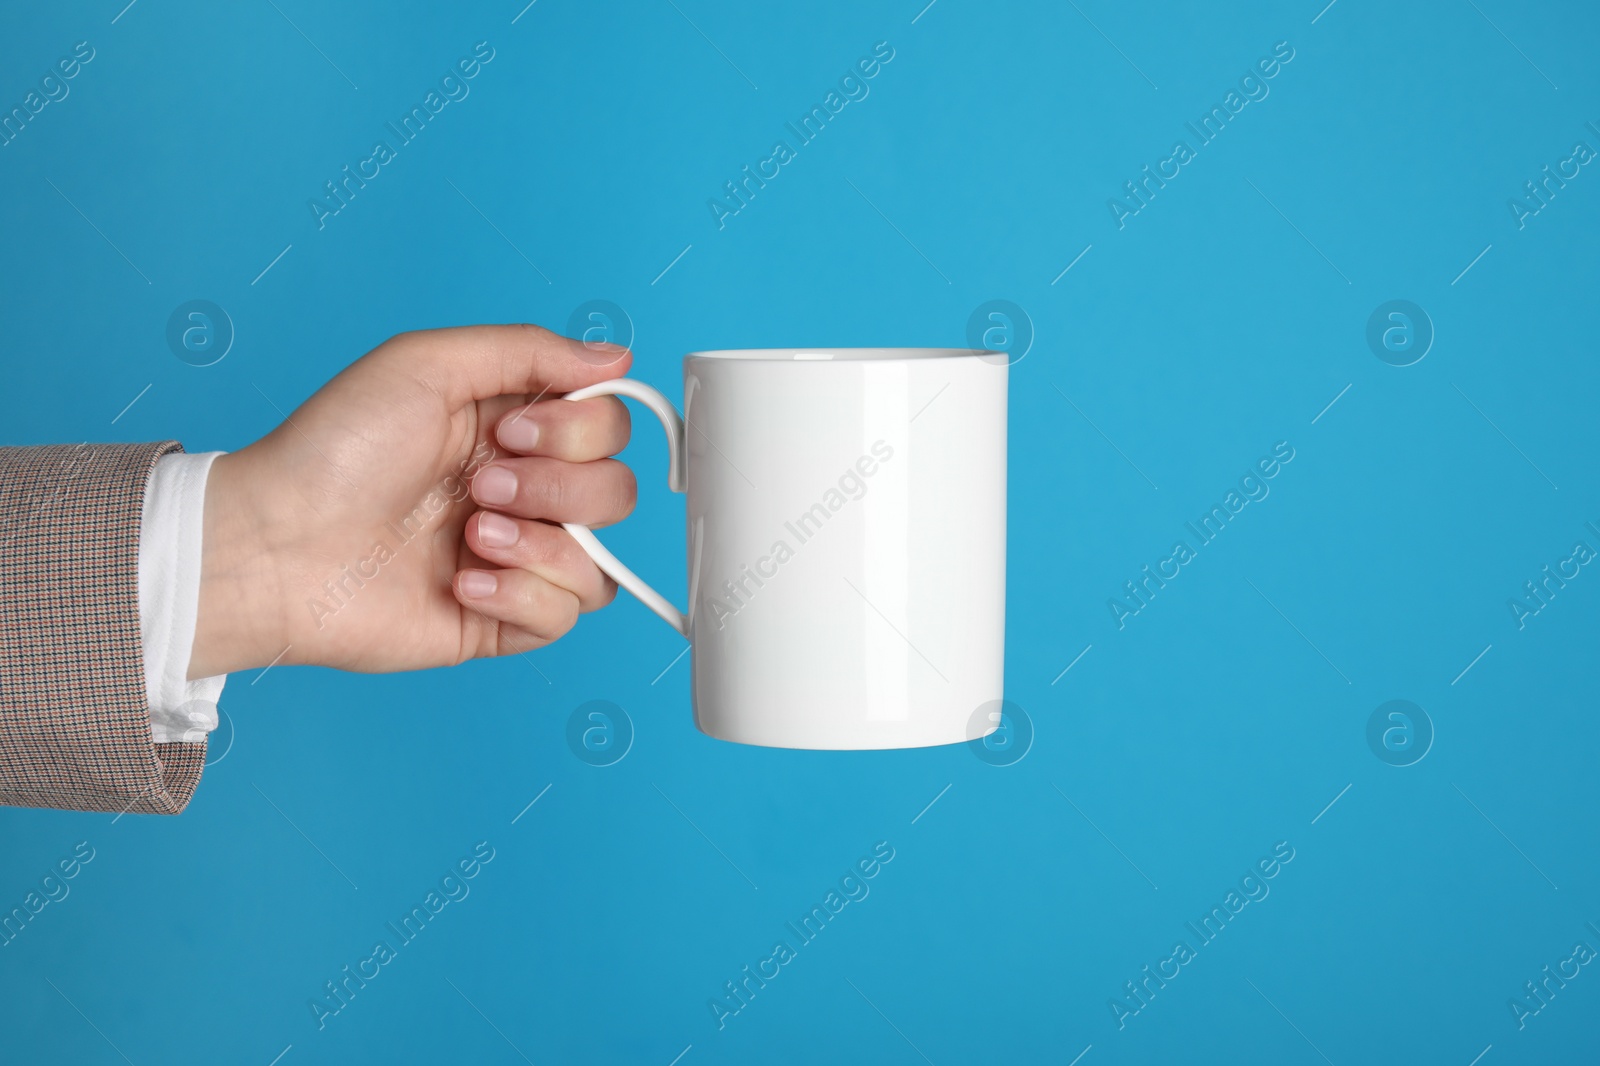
470 456 636 528
466 511 617 612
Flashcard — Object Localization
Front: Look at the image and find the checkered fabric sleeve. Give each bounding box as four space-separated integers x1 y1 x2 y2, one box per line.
0 441 207 814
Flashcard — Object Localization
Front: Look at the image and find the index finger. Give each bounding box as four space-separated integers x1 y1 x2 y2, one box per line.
384 324 632 408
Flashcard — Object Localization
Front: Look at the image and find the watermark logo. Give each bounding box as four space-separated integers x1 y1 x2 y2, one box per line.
306 441 497 631
967 700 1032 766
1366 699 1433 767
166 300 233 366
0 40 95 149
0 841 95 949
966 300 1033 366
204 707 235 767
708 841 896 1030
1110 841 1295 1029
1509 932 1598 1030
1109 441 1296 630
1508 124 1597 230
566 700 633 767
308 841 495 1030
1509 525 1598 630
704 441 894 632
707 41 896 230
309 42 496 231
565 300 633 366
1365 300 1432 367
1107 40 1295 229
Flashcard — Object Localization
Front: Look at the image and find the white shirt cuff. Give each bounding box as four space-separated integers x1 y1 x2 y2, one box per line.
139 450 228 744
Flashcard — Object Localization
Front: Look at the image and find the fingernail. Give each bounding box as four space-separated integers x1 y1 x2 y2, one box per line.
478 511 519 548
474 465 517 505
459 570 498 598
499 414 540 452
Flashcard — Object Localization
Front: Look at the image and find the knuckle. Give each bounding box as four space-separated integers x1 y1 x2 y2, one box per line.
606 396 632 444
513 578 573 639
372 330 421 366
567 397 628 457
551 528 590 572
609 462 638 515
562 403 597 454
518 523 561 567
542 589 581 638
526 465 569 515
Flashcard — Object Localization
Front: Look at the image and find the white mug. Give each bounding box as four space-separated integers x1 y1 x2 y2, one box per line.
561 348 1007 750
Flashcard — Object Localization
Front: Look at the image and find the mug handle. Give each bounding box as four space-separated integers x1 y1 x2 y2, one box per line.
558 378 690 637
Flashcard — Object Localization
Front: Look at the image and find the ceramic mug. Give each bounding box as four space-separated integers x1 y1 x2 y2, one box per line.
561 347 1006 750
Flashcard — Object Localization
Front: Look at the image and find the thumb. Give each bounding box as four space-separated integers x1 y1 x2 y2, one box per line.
383 324 633 408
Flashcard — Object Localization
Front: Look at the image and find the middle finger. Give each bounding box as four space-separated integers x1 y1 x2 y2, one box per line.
470 456 637 527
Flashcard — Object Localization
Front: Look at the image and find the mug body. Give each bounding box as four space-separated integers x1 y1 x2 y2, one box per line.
682 348 1006 749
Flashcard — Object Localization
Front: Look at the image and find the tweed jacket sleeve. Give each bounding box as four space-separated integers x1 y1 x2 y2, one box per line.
0 441 206 814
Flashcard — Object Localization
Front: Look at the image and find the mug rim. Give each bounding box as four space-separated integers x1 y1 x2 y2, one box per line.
685 347 995 363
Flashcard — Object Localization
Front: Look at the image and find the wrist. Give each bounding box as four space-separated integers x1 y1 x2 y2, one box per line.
188 450 291 679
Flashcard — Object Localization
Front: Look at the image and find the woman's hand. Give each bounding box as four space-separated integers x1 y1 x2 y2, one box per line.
188 324 634 678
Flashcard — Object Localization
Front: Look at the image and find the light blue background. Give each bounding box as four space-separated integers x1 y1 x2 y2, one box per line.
4 1 1599 1062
